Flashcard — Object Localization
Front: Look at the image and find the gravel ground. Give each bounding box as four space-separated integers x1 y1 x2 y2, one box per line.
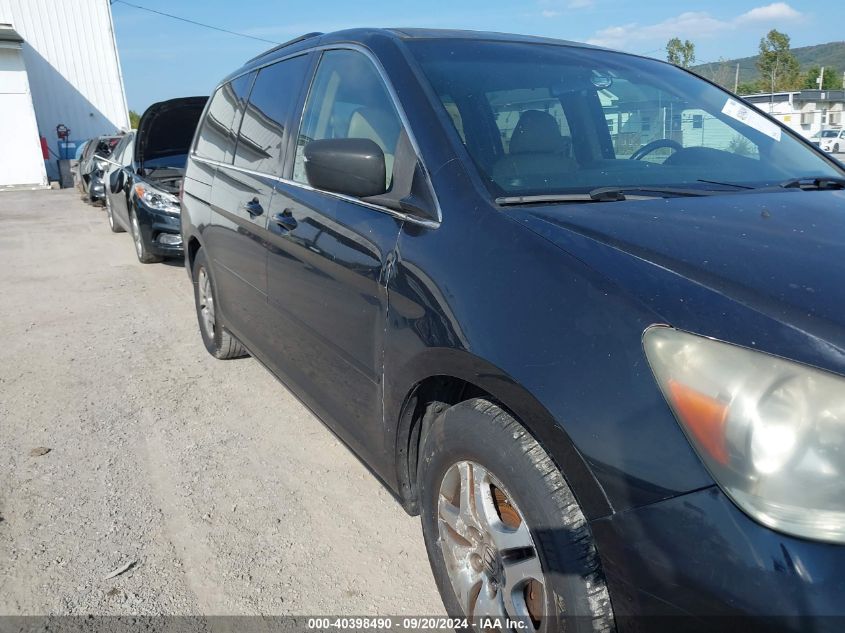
0 188 443 616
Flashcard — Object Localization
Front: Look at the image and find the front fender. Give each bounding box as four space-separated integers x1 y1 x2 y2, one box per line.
386 203 713 517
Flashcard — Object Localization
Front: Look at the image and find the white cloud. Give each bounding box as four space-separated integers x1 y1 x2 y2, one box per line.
735 2 801 24
541 9 561 17
586 2 803 50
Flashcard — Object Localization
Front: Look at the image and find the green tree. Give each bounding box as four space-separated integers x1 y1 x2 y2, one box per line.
756 30 801 92
802 66 841 89
666 37 696 68
737 81 761 95
129 110 141 129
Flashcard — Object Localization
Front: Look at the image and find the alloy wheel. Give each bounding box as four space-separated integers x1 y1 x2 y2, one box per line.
437 461 545 630
197 267 215 338
131 213 144 259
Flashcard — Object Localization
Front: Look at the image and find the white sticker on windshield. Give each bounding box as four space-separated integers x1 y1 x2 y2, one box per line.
721 98 782 142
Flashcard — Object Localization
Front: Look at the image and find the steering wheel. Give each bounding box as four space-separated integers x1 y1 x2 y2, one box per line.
629 138 683 161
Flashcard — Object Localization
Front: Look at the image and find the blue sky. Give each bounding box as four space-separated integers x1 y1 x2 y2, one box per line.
112 0 843 112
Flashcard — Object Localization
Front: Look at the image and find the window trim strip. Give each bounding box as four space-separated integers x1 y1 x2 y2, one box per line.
191 154 440 229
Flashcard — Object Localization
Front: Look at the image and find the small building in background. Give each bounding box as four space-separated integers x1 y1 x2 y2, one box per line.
0 0 129 187
742 90 845 139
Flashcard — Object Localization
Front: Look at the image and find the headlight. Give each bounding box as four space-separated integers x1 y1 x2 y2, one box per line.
644 326 845 543
134 182 180 215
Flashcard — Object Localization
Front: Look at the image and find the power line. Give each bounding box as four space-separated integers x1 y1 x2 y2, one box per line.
110 0 281 45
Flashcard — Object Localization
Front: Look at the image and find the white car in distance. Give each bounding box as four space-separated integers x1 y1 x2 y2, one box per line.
813 129 845 153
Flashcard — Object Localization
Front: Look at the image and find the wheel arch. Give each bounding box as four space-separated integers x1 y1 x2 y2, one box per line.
388 348 611 520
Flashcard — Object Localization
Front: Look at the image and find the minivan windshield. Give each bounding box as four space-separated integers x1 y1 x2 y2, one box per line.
819 130 839 138
407 40 843 199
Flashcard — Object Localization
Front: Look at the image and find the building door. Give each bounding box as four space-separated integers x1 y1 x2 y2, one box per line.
0 47 47 188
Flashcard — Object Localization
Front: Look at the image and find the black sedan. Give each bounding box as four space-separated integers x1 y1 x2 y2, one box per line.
103 97 207 263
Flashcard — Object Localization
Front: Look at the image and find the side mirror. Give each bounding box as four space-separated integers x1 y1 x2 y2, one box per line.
304 138 387 199
110 168 125 194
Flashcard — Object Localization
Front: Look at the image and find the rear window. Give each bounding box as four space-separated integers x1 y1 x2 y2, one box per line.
194 73 253 163
233 54 309 177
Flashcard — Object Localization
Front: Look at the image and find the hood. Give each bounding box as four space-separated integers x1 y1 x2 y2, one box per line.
136 96 208 168
514 190 845 372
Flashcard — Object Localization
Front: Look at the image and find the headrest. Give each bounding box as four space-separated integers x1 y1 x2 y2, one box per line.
509 110 564 155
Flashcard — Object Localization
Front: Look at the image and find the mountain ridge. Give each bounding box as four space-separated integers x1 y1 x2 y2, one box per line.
692 41 845 90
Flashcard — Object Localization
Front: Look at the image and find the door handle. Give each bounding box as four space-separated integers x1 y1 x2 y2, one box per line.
272 209 298 231
243 197 263 217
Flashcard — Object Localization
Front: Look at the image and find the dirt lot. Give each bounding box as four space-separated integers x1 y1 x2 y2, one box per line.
0 189 443 616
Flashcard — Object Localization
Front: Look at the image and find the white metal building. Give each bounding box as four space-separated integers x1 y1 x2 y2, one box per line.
0 0 129 187
0 24 46 188
742 90 845 139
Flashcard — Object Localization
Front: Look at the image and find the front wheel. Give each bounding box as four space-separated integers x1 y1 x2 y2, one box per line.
834 144 840 153
130 210 162 264
106 194 124 233
192 249 248 360
418 399 614 633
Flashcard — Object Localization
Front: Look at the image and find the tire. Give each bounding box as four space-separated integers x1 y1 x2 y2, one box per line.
418 399 615 633
834 144 840 153
191 249 248 360
130 209 162 264
105 194 124 233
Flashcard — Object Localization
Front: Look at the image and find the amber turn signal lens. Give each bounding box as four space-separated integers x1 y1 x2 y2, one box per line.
666 379 729 465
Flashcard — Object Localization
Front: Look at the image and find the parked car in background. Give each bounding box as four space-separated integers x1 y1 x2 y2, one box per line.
182 29 845 632
813 128 845 153
71 138 92 192
78 135 122 204
103 97 207 263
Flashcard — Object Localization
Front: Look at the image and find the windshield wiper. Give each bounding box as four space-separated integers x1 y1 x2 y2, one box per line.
696 179 754 190
496 186 717 206
496 193 616 205
779 176 845 191
589 186 719 200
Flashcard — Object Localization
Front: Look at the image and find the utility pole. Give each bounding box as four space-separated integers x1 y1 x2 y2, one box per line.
734 63 740 93
817 66 825 89
770 54 780 113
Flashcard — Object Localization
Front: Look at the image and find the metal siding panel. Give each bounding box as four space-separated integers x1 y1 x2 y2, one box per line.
0 0 130 178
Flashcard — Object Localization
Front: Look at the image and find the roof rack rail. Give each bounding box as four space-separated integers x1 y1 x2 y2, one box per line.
246 32 323 63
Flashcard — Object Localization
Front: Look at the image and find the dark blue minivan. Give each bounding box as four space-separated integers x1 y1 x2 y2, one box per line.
181 29 845 632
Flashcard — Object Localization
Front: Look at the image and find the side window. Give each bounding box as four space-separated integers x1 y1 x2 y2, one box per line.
440 94 465 142
234 54 309 177
293 49 404 189
111 134 133 166
121 136 135 166
194 73 253 163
